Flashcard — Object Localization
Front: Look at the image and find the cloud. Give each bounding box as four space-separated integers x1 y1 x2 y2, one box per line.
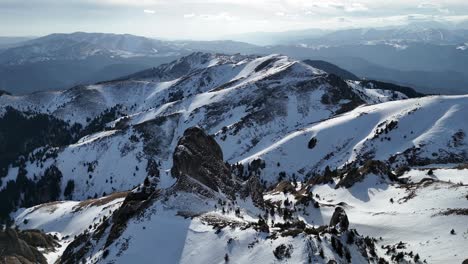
417 2 450 14
337 17 351 23
201 12 239 21
91 0 161 6
183 12 239 21
418 3 440 9
302 1 369 16
344 3 369 12
3 0 468 39
183 13 196 18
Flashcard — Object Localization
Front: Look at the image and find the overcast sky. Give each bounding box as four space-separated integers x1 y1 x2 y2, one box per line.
1 0 468 39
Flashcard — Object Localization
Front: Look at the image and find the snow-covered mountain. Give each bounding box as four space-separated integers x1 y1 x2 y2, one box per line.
0 53 466 264
298 23 468 47
2 31 468 96
0 32 179 65
0 32 261 95
0 32 259 66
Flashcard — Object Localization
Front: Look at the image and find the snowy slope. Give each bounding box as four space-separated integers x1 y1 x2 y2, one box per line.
306 175 467 264
0 52 410 125
12 192 126 263
0 53 415 200
12 166 466 264
61 194 386 264
2 52 466 264
240 95 468 182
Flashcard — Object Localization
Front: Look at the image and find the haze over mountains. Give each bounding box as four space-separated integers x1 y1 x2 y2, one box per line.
229 21 468 46
1 21 468 95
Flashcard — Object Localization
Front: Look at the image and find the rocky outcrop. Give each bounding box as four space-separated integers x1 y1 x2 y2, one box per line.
240 176 264 206
323 74 365 114
0 228 55 264
336 160 397 188
60 187 159 264
329 207 349 232
106 187 158 247
17 229 58 250
171 127 238 199
61 127 238 263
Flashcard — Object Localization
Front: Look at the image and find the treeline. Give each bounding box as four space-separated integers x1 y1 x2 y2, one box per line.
0 164 62 223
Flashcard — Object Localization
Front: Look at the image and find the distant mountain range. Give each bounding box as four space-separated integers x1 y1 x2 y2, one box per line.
223 28 330 46
296 27 468 47
0 36 35 50
0 32 258 94
1 23 468 95
228 21 468 45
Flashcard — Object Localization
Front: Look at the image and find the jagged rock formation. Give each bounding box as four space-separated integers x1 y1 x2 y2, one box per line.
336 160 397 188
240 176 264 206
60 127 240 263
0 228 57 264
105 186 159 246
329 207 349 232
171 127 238 199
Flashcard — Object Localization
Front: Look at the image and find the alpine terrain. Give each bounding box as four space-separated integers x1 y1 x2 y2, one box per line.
0 52 466 264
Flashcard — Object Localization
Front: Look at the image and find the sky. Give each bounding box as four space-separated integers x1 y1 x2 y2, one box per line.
1 0 468 40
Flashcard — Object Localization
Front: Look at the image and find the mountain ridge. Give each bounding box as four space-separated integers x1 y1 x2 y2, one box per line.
0 52 466 264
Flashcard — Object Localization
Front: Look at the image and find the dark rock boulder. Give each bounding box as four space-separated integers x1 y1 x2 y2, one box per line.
0 228 53 264
329 207 349 232
171 127 238 199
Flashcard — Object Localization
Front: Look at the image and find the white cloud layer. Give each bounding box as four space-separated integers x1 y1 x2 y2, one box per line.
186 12 239 21
1 0 468 39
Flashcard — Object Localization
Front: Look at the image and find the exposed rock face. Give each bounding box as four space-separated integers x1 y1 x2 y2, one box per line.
336 160 396 188
60 188 158 264
171 127 238 199
329 207 349 232
17 229 58 250
62 127 238 263
0 228 54 264
323 74 365 114
240 176 264 206
106 187 158 247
